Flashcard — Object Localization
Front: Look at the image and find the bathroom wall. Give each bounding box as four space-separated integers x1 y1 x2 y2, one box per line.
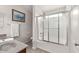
70 6 79 52
33 5 71 52
0 5 32 43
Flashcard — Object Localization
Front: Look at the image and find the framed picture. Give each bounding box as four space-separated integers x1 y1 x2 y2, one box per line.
12 9 25 22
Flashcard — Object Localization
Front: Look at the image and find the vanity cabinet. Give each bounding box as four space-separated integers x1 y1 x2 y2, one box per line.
18 48 26 53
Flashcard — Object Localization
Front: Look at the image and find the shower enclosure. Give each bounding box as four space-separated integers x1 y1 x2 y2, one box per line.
33 6 79 52
37 11 69 45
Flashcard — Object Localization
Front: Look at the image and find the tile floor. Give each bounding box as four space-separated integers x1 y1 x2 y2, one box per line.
26 40 48 53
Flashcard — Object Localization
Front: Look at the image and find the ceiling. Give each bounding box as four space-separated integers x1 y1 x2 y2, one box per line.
36 5 65 12
20 5 66 15
35 5 66 16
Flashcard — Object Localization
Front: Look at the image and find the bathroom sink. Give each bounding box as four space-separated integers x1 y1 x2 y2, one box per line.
0 40 28 53
0 42 16 51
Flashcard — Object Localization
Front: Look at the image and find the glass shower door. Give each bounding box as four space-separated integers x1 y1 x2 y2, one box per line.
37 16 43 40
44 16 49 41
59 13 68 45
37 12 68 45
49 14 59 43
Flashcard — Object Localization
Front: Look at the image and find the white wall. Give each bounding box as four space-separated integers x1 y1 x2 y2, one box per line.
33 5 72 52
70 6 79 52
0 5 32 43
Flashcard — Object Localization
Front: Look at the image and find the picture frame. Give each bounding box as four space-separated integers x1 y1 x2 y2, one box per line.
12 9 25 22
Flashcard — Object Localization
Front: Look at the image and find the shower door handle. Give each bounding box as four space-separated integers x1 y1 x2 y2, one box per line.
40 33 43 34
75 43 79 46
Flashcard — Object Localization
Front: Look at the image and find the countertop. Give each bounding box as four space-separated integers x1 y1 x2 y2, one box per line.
0 40 28 53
